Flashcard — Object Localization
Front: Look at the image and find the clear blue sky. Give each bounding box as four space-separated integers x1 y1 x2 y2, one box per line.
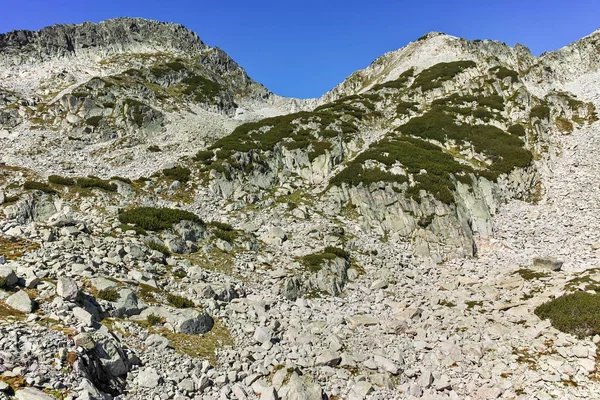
2 1 599 98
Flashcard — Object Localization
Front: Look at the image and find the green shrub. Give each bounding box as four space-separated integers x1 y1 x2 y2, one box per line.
48 175 75 186
491 66 519 83
530 105 551 120
23 181 56 194
210 221 238 242
181 74 222 103
195 150 214 164
167 293 195 308
535 292 600 338
145 240 171 255
119 224 147 235
371 68 415 91
411 61 477 91
146 314 163 326
119 207 202 231
0 277 7 289
85 116 103 127
163 166 191 182
76 177 118 192
148 145 161 153
97 288 119 302
508 124 526 136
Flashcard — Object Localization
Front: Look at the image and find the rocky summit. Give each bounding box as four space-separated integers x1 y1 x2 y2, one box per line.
1 17 600 400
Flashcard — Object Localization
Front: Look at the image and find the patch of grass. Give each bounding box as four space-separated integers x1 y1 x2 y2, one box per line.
0 236 40 261
166 293 195 308
0 302 25 321
210 221 239 243
556 117 574 133
146 314 164 326
535 292 600 338
119 224 147 235
411 61 477 91
147 145 161 153
48 175 75 186
195 150 214 164
118 207 202 231
516 268 549 281
157 318 233 364
440 299 457 307
371 68 415 91
97 288 119 302
163 166 191 182
23 181 56 194
138 283 161 303
465 300 483 309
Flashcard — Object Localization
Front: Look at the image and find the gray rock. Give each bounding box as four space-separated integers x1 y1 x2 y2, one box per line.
138 367 161 388
110 289 141 317
15 387 55 400
373 355 401 375
279 372 323 400
348 381 372 400
0 266 18 287
145 333 170 350
315 350 341 366
6 290 34 313
57 277 79 301
139 306 214 334
253 326 273 344
178 378 196 392
73 307 94 326
532 256 564 271
282 277 301 301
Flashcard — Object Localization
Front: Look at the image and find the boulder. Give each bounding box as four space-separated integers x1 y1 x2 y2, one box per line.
533 256 564 271
139 306 214 334
0 266 18 287
57 277 79 301
138 367 161 388
15 388 55 400
6 290 34 313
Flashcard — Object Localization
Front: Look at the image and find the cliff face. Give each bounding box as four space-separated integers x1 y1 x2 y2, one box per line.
0 18 208 66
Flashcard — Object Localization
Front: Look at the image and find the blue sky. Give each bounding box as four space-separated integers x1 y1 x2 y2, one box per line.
2 1 599 98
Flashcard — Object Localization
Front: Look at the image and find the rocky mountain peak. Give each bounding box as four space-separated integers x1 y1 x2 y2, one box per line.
0 17 209 67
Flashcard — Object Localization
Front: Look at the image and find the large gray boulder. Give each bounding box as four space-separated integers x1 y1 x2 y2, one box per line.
139 306 214 334
110 289 142 318
533 256 564 271
6 290 34 313
57 277 79 301
0 266 18 287
278 372 323 400
15 387 55 400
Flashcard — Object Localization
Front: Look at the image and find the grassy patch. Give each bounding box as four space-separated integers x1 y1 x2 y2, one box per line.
97 288 120 302
85 116 103 127
530 105 551 120
490 66 519 83
535 292 600 338
300 248 349 273
148 145 161 153
118 207 202 231
516 268 549 281
0 236 40 261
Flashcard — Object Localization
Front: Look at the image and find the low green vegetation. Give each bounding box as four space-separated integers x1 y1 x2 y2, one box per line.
530 104 551 120
118 207 202 231
372 68 415 91
516 268 549 281
300 247 349 273
48 175 75 186
85 116 103 127
111 176 132 184
411 61 477 91
535 292 600 338
97 288 119 302
210 221 239 243
181 74 223 103
163 166 191 182
508 124 526 136
167 293 195 308
490 66 519 83
76 177 118 192
148 145 161 153
23 181 56 194
146 314 163 326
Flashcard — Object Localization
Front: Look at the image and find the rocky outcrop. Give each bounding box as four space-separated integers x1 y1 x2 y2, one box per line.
0 18 208 67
